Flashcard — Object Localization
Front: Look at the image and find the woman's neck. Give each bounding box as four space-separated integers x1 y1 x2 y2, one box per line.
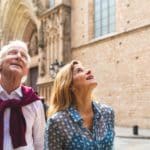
75 93 94 130
75 92 93 114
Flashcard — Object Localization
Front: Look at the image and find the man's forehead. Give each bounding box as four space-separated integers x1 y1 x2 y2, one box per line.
7 46 28 52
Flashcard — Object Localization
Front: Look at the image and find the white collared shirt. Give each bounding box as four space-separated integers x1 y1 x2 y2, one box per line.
0 85 45 150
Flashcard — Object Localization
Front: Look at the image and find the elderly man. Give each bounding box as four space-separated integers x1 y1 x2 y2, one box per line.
0 40 45 150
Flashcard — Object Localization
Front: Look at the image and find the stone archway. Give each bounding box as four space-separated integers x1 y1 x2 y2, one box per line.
1 0 39 43
23 20 39 91
1 0 40 91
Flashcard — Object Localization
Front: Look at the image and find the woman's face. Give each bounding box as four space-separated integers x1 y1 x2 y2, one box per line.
72 63 97 91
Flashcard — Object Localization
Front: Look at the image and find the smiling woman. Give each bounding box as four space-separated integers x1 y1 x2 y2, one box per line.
44 60 115 150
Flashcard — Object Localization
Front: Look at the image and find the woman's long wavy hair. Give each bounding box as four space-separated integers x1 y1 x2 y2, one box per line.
48 60 79 117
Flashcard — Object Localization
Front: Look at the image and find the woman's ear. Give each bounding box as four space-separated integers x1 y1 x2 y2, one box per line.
70 86 75 92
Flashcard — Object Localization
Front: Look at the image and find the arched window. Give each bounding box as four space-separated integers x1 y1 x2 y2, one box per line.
94 0 115 38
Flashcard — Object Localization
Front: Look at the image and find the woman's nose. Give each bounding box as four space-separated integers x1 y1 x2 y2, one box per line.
86 69 91 74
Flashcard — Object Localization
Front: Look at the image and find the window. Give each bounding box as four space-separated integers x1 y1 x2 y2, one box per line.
94 0 115 38
49 0 55 8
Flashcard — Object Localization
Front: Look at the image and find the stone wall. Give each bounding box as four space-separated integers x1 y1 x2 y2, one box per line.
70 0 150 128
72 25 150 128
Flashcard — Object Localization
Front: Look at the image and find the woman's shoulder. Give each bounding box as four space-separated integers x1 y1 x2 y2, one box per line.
46 110 68 125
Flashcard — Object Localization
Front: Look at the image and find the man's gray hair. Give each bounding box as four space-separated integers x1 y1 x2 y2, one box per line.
0 40 31 83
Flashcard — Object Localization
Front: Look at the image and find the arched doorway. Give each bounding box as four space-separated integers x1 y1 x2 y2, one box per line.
23 20 39 91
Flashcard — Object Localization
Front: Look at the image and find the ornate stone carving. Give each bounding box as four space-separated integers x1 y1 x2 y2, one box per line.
39 47 46 76
39 4 71 78
39 21 46 76
33 0 45 15
29 32 38 56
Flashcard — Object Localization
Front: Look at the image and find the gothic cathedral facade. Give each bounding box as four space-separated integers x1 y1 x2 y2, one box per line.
0 0 150 128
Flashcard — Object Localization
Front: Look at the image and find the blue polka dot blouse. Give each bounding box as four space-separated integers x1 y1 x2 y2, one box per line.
44 102 115 150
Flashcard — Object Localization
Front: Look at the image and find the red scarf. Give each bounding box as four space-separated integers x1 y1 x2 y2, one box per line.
0 85 40 149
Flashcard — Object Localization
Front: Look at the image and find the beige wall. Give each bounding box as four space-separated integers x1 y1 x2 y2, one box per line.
116 0 150 32
71 0 89 47
72 25 150 128
71 0 150 48
70 0 150 128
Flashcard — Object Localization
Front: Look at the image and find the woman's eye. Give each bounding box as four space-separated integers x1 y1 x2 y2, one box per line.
77 68 83 73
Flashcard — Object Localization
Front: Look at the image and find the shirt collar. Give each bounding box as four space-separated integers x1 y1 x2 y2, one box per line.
67 106 83 123
92 101 102 119
0 85 23 97
67 101 102 123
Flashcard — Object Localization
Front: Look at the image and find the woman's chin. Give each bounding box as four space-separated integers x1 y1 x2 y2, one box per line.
89 82 98 89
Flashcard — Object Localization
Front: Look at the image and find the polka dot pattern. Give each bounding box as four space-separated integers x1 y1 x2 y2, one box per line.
44 102 115 150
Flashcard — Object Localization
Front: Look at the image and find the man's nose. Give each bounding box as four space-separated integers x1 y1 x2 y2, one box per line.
16 52 22 59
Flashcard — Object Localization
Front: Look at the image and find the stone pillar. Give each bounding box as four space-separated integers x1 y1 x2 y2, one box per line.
38 20 46 77
37 4 71 102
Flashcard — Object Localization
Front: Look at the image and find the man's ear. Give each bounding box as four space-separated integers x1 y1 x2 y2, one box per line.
0 63 2 72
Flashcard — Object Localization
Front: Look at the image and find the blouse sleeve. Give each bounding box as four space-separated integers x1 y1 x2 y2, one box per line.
32 101 46 150
110 108 115 150
44 117 64 150
111 108 115 128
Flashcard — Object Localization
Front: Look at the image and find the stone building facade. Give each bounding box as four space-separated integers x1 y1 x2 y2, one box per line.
0 0 150 128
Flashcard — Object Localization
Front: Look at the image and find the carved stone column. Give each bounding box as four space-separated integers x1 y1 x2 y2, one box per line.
37 4 71 102
40 4 71 78
38 20 46 77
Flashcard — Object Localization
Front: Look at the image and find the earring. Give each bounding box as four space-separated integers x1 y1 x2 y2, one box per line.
71 87 75 92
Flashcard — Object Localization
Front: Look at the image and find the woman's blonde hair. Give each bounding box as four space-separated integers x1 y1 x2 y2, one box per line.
48 60 79 116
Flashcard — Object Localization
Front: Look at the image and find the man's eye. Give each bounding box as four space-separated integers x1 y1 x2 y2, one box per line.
8 51 17 55
21 53 27 60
